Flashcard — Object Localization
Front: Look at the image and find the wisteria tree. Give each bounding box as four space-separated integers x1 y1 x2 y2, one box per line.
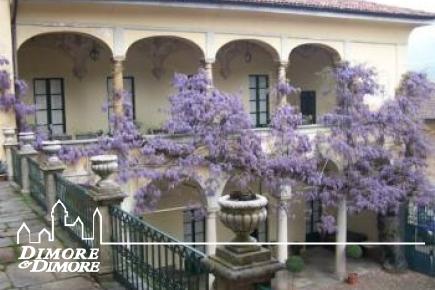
375 72 434 271
316 61 434 272
315 62 385 225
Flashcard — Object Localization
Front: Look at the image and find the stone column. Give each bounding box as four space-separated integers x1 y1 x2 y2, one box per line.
276 185 291 263
18 132 38 194
206 207 218 256
40 140 66 221
336 198 347 281
277 61 288 107
89 155 126 277
277 61 287 83
204 60 214 85
112 57 125 118
2 128 17 181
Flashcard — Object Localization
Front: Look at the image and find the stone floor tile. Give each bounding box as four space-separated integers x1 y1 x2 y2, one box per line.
26 276 102 290
6 262 56 288
0 272 11 290
0 247 16 264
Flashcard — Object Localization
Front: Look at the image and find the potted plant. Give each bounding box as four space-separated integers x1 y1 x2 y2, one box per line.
286 255 304 290
346 245 363 284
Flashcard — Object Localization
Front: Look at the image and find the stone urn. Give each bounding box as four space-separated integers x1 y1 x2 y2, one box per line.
218 191 268 253
90 155 118 189
2 128 16 144
41 140 62 166
18 131 35 152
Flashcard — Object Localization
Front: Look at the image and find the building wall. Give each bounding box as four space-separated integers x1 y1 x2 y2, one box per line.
7 1 422 244
0 0 16 159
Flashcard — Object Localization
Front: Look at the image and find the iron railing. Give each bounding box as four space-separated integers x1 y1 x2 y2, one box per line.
28 157 46 210
55 174 96 250
110 206 210 290
11 147 21 187
405 202 435 277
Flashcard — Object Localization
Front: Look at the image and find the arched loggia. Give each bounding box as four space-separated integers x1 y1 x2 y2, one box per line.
288 44 341 124
18 32 113 137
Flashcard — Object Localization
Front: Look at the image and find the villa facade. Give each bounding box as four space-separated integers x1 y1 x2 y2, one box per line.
1 0 434 277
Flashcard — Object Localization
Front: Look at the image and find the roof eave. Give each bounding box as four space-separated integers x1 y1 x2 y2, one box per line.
21 0 435 25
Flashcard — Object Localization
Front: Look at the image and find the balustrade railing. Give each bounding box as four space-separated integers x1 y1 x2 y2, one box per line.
28 157 46 210
110 206 210 290
11 147 21 187
55 174 96 250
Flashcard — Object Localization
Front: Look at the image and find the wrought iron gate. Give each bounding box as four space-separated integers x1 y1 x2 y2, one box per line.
405 203 435 276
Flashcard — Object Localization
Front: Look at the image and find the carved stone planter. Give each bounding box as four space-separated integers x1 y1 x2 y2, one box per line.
90 155 118 190
18 131 35 152
218 193 268 253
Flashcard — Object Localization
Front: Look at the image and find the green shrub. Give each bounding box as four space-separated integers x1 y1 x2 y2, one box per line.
286 256 304 273
346 245 363 259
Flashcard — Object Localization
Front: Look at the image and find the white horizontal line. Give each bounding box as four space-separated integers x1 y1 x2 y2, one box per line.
101 242 427 246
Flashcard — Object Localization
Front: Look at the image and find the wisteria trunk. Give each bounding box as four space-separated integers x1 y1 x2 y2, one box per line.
377 205 408 273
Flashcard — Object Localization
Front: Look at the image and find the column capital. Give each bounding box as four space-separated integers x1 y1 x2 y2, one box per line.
277 60 288 67
112 56 126 63
207 207 219 215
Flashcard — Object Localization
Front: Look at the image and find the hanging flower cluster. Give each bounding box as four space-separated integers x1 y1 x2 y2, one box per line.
0 57 35 131
265 84 320 197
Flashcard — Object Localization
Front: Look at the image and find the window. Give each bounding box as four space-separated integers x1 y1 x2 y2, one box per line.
183 208 205 253
306 199 322 242
33 78 65 135
249 75 269 127
107 77 135 127
300 91 316 124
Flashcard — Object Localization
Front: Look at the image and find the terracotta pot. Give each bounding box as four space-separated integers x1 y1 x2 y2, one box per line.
346 272 358 285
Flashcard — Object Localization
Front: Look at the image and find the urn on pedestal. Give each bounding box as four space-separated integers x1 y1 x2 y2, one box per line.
90 155 119 190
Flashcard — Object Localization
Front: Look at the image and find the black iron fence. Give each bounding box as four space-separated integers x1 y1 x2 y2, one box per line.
28 157 46 210
11 147 21 187
405 202 435 277
55 174 97 250
110 205 210 290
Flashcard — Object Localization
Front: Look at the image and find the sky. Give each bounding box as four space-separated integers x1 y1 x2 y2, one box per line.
370 0 435 79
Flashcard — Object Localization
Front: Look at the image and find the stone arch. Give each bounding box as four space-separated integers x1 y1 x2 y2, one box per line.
125 36 205 132
124 33 206 60
18 31 113 80
17 31 115 135
17 27 113 55
213 37 281 62
125 36 205 80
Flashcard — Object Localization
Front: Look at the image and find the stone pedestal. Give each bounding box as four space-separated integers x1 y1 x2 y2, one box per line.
41 140 66 221
206 193 283 290
206 246 283 290
89 154 126 278
2 128 17 181
18 132 37 194
88 185 126 277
